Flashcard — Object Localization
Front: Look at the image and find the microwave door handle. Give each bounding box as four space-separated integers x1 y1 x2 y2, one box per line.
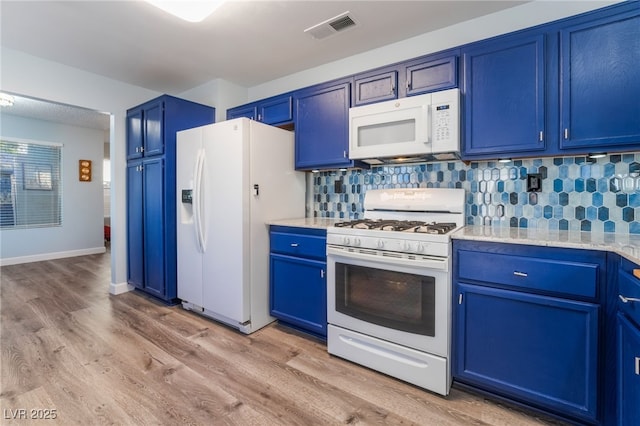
422 104 431 145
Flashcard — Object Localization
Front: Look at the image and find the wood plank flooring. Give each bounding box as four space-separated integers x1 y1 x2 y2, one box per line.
1 253 567 425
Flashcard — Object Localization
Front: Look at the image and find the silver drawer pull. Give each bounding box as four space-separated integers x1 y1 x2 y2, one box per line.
513 271 528 277
636 357 640 376
290 243 299 247
619 295 640 303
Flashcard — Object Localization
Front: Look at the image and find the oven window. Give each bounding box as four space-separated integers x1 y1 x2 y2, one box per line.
335 263 436 336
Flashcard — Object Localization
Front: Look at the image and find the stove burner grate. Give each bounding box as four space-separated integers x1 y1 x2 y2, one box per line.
413 222 458 234
334 219 458 234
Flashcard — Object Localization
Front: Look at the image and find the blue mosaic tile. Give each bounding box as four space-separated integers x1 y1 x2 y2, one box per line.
311 152 640 234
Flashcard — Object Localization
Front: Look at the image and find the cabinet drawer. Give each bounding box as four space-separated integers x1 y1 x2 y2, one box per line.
270 231 326 259
618 269 640 326
458 250 598 298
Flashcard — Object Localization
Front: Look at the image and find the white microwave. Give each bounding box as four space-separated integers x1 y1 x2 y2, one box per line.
349 88 460 164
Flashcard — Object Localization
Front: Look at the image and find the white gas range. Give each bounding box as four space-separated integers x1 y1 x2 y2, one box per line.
326 187 465 396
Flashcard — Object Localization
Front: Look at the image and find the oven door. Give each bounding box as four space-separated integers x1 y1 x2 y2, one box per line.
327 245 450 357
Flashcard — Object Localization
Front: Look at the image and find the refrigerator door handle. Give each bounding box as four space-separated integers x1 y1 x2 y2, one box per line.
193 149 206 253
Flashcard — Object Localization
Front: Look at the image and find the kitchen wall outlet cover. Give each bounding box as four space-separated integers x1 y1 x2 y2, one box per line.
334 179 343 193
527 173 542 192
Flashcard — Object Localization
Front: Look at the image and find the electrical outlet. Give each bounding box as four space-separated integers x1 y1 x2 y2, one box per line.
334 179 343 194
527 173 542 192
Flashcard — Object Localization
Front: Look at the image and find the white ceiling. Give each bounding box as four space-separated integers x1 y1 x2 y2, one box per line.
1 94 112 131
3 1 618 131
1 0 529 94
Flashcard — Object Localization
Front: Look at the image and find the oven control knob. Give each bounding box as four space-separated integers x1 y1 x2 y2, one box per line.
343 237 351 245
377 239 385 249
416 243 425 253
404 241 412 251
353 238 361 247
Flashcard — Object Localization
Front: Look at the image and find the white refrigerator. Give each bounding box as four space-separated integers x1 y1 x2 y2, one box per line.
176 118 305 334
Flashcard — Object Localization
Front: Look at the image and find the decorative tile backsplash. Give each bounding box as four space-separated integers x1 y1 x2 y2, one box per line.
311 152 640 234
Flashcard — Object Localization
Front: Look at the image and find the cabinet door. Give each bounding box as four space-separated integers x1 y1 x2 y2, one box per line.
295 81 352 170
404 55 457 97
227 104 257 121
126 108 143 161
143 100 164 157
617 313 640 426
353 69 397 106
270 254 327 337
559 12 640 150
455 283 599 423
259 95 293 125
126 162 144 288
462 34 545 158
142 158 165 298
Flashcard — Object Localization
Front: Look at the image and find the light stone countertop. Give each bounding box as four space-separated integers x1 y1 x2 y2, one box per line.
452 225 640 265
267 219 640 265
267 217 342 230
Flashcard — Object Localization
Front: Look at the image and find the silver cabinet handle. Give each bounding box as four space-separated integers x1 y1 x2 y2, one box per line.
290 243 299 247
564 128 569 139
514 271 528 277
636 357 640 375
619 295 640 303
320 269 325 278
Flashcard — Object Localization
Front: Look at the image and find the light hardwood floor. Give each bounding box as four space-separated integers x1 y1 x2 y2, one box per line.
1 253 567 425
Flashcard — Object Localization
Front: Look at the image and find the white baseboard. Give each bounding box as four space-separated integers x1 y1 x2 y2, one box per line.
0 247 107 266
110 281 134 295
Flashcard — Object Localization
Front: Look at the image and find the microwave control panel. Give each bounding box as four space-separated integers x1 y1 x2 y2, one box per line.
433 104 452 142
430 88 459 153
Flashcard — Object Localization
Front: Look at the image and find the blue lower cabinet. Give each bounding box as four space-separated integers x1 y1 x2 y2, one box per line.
269 226 327 338
453 240 605 424
616 260 640 426
617 313 640 426
455 283 599 422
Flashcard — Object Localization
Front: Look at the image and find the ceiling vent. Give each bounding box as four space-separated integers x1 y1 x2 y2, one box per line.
304 11 357 40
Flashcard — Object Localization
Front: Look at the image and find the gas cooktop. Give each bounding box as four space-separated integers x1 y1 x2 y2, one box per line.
334 219 458 234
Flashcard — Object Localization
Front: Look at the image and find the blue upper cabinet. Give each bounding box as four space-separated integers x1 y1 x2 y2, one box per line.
226 104 257 121
461 2 640 160
353 66 398 106
126 98 165 160
227 93 293 127
294 78 354 170
462 33 546 158
559 9 640 151
402 52 458 97
259 95 293 125
352 51 458 106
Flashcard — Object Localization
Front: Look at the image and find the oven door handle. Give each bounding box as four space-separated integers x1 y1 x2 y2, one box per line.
327 245 448 271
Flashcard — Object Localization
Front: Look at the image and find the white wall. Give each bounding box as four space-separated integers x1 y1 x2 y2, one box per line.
0 47 160 292
0 115 105 263
179 78 248 122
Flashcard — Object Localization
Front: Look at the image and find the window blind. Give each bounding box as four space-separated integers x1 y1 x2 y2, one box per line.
0 140 62 228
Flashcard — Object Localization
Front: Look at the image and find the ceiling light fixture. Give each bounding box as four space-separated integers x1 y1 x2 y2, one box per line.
145 0 226 23
0 93 15 107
